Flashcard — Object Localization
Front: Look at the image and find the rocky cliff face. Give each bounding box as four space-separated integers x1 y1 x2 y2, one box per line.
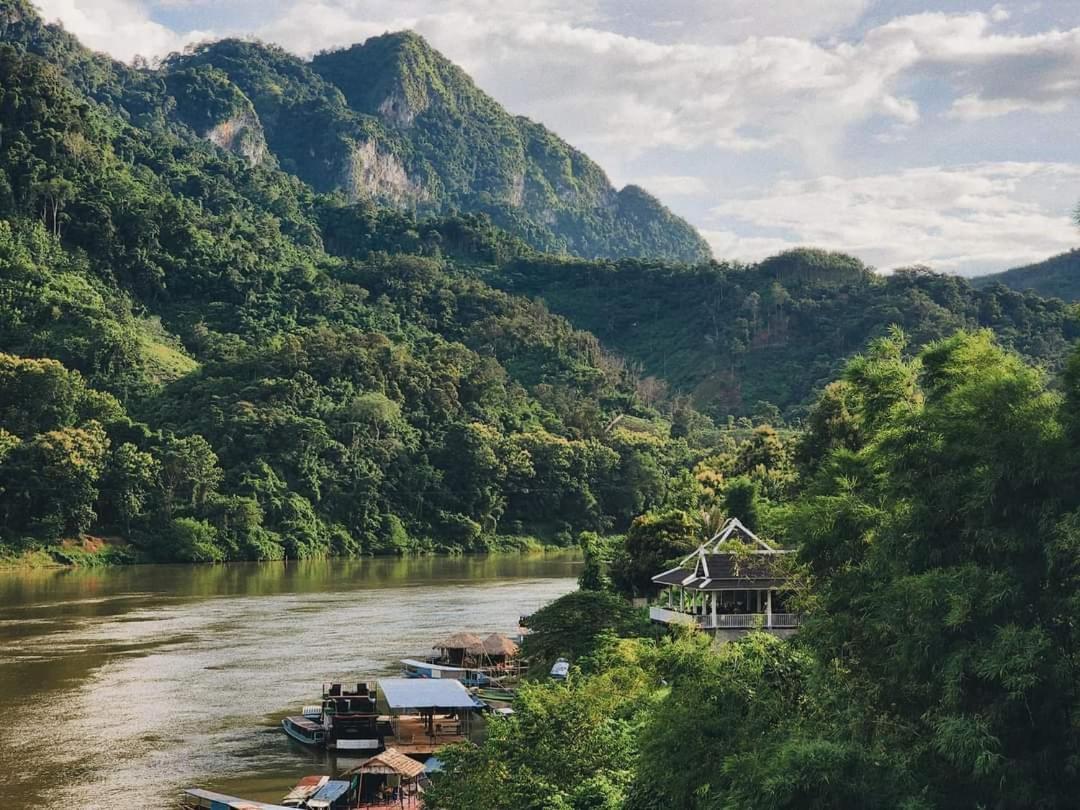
204 110 268 167
345 139 427 205
160 34 711 263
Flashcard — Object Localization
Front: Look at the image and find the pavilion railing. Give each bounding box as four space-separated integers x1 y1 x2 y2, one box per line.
650 606 802 630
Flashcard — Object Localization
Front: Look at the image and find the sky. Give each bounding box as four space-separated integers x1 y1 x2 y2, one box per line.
31 0 1080 275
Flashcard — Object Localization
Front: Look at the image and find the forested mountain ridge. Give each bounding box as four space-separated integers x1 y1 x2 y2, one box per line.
972 249 1080 301
0 4 705 562
2 0 1080 566
496 248 1080 418
163 33 711 263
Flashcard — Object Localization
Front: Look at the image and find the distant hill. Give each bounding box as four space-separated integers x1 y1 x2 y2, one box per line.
495 248 1080 418
972 250 1080 301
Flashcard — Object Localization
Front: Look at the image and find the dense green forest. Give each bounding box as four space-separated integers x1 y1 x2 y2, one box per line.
973 249 1080 302
1 0 709 264
2 0 1080 567
495 250 1080 418
0 16 715 561
428 330 1080 809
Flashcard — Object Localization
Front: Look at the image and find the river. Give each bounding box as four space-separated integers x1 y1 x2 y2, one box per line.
0 553 580 808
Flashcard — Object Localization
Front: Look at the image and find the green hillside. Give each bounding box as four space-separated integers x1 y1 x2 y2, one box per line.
495 249 1080 418
972 249 1080 301
0 4 699 561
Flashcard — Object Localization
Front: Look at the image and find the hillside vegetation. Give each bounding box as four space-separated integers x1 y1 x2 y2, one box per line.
973 249 1080 301
0 6 709 561
2 0 1080 566
497 249 1080 418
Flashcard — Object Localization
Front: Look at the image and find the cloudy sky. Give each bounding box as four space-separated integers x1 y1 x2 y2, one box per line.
32 0 1080 275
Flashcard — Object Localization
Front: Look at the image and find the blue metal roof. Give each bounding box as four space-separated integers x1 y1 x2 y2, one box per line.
308 780 351 805
378 677 479 709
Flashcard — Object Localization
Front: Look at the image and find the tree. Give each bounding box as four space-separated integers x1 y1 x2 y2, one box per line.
790 331 1080 807
577 531 610 591
100 442 160 534
159 434 223 515
609 509 697 597
520 590 651 670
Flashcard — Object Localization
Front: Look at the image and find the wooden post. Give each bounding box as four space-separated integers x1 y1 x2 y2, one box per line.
766 590 773 628
711 591 717 626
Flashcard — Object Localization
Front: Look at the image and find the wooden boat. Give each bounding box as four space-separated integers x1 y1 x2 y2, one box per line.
473 686 516 703
182 787 293 809
401 657 492 686
281 775 329 808
281 715 325 747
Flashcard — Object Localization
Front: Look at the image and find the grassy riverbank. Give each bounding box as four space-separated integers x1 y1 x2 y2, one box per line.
0 533 582 569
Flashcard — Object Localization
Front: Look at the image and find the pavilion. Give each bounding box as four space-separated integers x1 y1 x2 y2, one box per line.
649 517 800 641
376 677 481 755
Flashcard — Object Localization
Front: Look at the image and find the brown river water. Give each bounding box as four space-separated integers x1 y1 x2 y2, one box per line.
0 553 580 808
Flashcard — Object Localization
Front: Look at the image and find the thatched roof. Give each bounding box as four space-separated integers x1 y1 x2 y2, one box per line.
436 631 483 651
482 633 519 657
344 747 426 779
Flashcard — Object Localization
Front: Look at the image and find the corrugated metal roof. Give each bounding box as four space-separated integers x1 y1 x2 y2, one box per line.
378 677 479 709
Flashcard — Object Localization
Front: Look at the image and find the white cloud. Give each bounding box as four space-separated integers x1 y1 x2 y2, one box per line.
634 175 709 197
707 162 1080 275
33 0 209 61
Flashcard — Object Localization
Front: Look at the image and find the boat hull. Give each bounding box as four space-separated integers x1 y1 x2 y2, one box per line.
282 716 326 748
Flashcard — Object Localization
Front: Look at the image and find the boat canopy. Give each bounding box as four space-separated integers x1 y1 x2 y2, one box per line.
306 780 351 808
378 677 479 711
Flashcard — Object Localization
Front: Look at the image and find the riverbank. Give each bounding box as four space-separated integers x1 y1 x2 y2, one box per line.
0 533 583 570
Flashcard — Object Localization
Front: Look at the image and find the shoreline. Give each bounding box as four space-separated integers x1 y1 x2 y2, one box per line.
0 542 583 571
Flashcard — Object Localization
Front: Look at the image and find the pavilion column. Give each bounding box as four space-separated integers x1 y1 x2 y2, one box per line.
766 589 773 628
667 588 673 608
711 592 717 625
680 587 686 612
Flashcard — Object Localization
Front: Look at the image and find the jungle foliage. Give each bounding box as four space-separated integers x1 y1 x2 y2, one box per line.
429 329 1080 810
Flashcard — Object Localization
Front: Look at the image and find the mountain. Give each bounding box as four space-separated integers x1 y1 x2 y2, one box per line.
494 248 1080 418
1 0 1078 565
971 249 1080 301
157 33 711 263
0 1 703 562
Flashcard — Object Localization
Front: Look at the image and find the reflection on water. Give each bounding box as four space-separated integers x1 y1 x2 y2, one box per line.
0 553 580 808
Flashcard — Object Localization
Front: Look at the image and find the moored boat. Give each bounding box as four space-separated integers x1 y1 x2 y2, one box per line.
281 774 329 807
282 715 325 747
306 779 352 809
401 657 491 685
182 787 293 809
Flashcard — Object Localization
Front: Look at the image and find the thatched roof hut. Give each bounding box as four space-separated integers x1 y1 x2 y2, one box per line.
435 632 483 652
481 633 519 658
343 747 426 779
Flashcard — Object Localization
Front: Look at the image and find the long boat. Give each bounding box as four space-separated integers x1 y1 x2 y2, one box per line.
182 788 294 810
400 657 492 686
281 715 325 747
